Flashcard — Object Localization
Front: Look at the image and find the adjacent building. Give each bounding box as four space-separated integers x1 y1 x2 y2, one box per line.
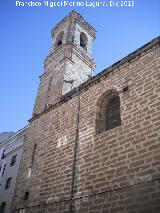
9 11 160 213
0 127 28 213
0 133 14 144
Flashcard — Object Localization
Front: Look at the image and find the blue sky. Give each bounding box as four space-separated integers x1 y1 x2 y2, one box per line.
0 0 160 132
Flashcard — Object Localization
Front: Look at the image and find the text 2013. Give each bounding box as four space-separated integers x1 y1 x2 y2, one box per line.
109 1 135 7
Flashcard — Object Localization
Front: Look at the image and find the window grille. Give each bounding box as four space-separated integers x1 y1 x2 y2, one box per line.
106 96 121 130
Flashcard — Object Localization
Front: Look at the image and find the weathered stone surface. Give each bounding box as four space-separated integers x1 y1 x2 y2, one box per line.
33 11 96 115
12 11 160 213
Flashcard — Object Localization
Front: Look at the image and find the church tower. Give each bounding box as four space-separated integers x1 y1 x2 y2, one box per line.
33 10 96 115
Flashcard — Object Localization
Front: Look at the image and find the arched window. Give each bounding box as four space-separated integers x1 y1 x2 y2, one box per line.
95 91 121 133
80 32 87 51
55 31 64 48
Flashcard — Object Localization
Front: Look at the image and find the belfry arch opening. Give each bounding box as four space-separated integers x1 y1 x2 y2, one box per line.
80 32 88 51
55 31 64 48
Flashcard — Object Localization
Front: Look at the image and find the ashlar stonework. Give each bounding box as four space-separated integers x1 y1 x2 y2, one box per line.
12 11 160 213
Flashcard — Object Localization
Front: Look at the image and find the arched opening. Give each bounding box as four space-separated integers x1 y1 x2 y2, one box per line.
55 31 64 48
95 91 121 133
80 32 88 51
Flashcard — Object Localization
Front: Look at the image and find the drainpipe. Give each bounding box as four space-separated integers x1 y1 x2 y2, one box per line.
69 86 80 213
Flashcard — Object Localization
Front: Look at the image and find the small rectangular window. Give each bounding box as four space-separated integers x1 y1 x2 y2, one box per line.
1 150 5 159
2 164 6 177
5 177 12 190
10 154 17 166
0 202 6 213
24 191 29 200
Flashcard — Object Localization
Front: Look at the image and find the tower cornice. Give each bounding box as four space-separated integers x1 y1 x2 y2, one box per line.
51 10 96 39
44 43 96 70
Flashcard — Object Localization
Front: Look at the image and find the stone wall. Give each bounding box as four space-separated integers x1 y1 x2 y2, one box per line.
12 38 160 212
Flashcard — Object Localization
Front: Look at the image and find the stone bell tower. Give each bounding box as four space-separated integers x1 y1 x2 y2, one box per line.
33 10 96 115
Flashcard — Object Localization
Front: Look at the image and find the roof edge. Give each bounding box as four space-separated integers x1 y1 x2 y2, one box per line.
29 36 160 123
51 10 96 36
0 125 29 145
